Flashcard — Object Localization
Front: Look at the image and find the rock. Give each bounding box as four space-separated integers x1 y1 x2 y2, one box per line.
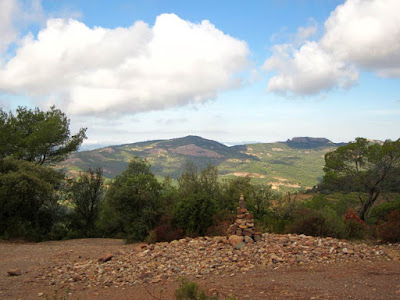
40 231 393 289
135 243 148 252
7 268 22 276
234 242 246 250
228 235 244 246
253 234 262 242
98 254 113 263
244 236 254 244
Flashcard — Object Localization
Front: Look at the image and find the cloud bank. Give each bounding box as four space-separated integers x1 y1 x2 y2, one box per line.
0 13 249 115
264 0 400 95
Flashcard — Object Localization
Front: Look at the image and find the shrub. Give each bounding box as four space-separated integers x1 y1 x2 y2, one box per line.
343 209 366 239
206 210 235 237
286 207 346 238
174 278 237 300
376 210 400 243
153 215 184 242
369 199 400 224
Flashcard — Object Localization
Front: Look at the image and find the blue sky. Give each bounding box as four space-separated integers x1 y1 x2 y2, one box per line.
0 0 399 148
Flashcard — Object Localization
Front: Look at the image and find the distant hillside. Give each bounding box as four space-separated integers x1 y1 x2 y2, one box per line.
58 136 344 191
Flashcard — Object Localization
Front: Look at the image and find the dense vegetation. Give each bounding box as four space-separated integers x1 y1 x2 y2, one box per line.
1 106 399 243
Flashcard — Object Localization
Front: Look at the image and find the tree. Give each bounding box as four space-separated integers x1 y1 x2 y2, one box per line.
99 158 162 241
68 168 104 237
247 185 273 220
0 106 86 165
220 176 253 213
0 158 63 239
174 163 219 236
322 138 400 221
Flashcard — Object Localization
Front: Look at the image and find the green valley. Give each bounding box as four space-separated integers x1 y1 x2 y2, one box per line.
59 136 343 190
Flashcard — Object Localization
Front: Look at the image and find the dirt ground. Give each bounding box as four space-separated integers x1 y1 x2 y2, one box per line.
0 239 399 300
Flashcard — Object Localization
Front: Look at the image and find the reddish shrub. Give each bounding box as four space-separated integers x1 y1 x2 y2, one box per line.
343 209 366 239
344 209 364 225
376 210 400 243
206 210 236 236
154 215 184 242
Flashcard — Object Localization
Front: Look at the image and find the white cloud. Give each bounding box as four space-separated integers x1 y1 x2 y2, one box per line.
0 0 19 55
264 0 400 95
0 0 44 56
264 41 358 95
0 13 249 115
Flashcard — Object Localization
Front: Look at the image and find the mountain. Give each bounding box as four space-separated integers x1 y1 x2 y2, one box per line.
58 136 343 190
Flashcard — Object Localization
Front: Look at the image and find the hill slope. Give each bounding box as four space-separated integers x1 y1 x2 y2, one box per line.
58 136 342 190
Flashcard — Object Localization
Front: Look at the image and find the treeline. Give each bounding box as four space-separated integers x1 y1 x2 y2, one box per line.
2 155 399 242
1 106 400 243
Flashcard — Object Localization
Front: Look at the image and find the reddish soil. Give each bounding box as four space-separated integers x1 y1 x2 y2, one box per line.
0 239 399 300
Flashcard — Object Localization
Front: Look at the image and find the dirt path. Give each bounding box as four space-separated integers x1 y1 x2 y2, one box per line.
0 238 399 300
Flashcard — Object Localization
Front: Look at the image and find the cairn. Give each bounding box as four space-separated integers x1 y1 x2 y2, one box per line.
227 193 262 245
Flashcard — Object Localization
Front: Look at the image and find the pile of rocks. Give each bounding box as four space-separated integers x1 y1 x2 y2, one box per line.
226 193 262 246
39 234 393 289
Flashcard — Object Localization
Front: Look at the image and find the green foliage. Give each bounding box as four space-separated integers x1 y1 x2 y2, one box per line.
175 278 237 300
0 158 63 240
369 198 400 224
302 194 335 211
286 207 346 238
0 106 86 165
68 168 104 237
322 137 400 220
173 164 219 236
99 157 162 241
265 192 300 233
219 177 253 213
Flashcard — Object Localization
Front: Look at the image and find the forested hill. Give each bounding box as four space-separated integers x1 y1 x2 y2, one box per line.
58 135 344 190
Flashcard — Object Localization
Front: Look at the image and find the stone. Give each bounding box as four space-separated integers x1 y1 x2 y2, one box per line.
244 236 254 244
98 254 113 263
7 268 22 276
253 234 262 242
234 242 246 250
228 235 244 246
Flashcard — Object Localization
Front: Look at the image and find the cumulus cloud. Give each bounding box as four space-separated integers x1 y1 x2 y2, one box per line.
0 0 44 56
0 13 249 115
264 0 400 95
264 41 358 95
0 0 19 54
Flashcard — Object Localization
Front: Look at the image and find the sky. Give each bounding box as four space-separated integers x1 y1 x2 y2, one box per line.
0 0 399 149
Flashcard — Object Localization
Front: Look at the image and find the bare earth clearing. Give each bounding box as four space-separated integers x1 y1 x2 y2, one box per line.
1 237 399 300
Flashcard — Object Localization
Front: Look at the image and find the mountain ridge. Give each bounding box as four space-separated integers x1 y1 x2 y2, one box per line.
59 135 345 190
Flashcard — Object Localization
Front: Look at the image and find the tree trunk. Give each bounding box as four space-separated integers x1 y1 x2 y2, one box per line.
358 190 379 221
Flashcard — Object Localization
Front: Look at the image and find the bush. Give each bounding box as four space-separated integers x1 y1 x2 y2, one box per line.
153 215 184 242
173 192 218 236
343 209 366 239
286 207 346 238
174 278 237 300
376 210 400 243
206 210 235 237
369 199 400 224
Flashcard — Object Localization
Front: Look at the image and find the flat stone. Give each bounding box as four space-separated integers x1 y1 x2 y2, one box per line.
98 254 113 263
